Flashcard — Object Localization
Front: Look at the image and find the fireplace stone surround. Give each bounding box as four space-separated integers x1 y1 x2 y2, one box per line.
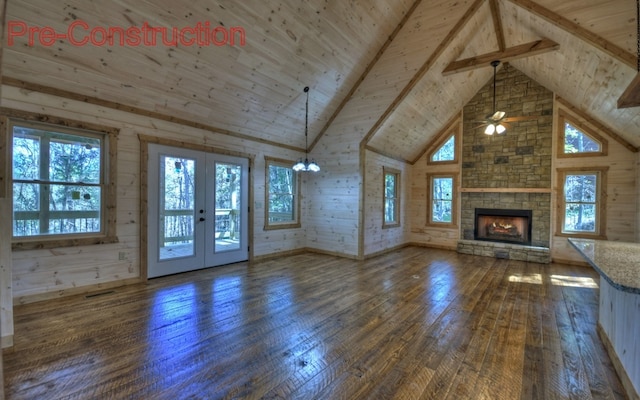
456 64 553 264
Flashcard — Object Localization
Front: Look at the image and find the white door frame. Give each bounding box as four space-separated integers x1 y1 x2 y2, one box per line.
146 143 249 278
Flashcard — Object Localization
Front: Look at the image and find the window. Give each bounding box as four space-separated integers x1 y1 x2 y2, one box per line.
265 157 300 229
556 167 607 238
558 112 607 157
427 174 457 226
9 118 117 248
383 168 400 227
431 135 455 162
427 122 460 165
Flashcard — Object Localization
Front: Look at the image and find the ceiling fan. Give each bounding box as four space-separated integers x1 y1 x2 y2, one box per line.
475 60 539 135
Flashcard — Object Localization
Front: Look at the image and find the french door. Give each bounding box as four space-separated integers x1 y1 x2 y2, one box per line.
147 144 249 278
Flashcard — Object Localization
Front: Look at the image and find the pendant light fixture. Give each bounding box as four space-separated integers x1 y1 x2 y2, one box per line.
484 60 507 135
292 86 320 172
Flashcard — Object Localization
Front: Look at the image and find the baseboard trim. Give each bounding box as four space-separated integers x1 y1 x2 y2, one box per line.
14 277 143 305
1 334 14 349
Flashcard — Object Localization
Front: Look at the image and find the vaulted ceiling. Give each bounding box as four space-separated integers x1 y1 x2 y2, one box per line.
2 0 639 161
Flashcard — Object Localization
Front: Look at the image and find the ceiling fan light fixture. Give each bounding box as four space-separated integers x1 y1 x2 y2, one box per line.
496 123 506 134
293 86 320 172
484 124 496 135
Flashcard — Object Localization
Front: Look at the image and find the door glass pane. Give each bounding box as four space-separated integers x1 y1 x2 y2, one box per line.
159 156 196 260
215 162 241 252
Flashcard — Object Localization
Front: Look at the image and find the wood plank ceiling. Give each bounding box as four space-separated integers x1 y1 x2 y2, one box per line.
2 0 639 160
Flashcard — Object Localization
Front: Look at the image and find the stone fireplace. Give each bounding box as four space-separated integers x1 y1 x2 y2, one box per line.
474 208 532 245
456 63 553 263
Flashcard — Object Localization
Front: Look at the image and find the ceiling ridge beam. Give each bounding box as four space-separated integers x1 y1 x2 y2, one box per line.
507 0 636 69
1 77 305 153
308 0 425 152
489 0 506 52
442 38 559 75
362 0 486 148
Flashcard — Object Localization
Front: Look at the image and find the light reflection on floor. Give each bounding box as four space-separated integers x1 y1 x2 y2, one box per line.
508 273 598 288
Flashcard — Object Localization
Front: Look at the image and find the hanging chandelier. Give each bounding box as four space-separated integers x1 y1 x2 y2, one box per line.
292 86 320 172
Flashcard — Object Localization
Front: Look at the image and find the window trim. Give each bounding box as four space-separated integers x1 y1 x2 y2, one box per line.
3 112 118 250
264 156 301 230
382 167 401 228
426 173 458 227
555 167 608 239
557 111 608 158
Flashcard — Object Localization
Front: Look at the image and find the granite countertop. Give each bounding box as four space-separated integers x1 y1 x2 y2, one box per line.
568 238 640 294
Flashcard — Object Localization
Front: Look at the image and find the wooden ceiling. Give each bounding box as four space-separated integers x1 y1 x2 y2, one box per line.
2 0 639 161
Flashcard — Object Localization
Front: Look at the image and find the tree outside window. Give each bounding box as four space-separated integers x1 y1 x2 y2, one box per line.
557 167 607 238
431 135 455 162
11 120 112 242
428 175 456 225
265 157 300 229
432 177 452 223
383 168 400 227
557 112 607 157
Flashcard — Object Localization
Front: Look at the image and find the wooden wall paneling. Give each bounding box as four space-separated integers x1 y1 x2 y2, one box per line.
408 142 461 250
0 198 13 348
598 280 640 399
1 85 305 301
362 150 409 256
551 101 637 263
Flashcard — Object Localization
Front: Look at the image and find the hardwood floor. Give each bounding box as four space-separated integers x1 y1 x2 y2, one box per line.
2 247 626 399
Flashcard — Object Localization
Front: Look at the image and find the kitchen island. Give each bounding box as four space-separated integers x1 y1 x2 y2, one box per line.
569 238 640 400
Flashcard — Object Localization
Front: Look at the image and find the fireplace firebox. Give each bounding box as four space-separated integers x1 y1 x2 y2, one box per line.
474 208 532 245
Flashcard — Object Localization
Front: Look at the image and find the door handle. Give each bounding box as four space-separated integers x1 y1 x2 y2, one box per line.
199 217 205 222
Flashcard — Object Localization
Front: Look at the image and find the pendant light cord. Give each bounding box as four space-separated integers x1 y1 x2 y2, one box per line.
304 86 309 151
636 0 640 72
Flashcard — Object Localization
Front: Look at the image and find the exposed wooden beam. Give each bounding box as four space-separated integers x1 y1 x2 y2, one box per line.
617 72 640 109
442 38 559 75
363 0 486 146
489 0 506 52
308 0 425 152
507 0 636 69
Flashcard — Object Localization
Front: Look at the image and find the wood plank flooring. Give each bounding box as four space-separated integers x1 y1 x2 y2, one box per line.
2 247 627 399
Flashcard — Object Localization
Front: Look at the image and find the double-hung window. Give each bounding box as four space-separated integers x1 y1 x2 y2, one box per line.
557 167 607 238
427 174 456 226
9 118 117 247
265 157 300 229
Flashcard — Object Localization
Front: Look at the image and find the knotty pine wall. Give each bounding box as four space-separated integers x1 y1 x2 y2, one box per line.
1 85 307 305
409 144 461 250
362 150 409 256
551 100 637 264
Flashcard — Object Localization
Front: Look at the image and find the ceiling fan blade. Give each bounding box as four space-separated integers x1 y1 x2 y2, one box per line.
492 111 506 121
502 115 540 122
